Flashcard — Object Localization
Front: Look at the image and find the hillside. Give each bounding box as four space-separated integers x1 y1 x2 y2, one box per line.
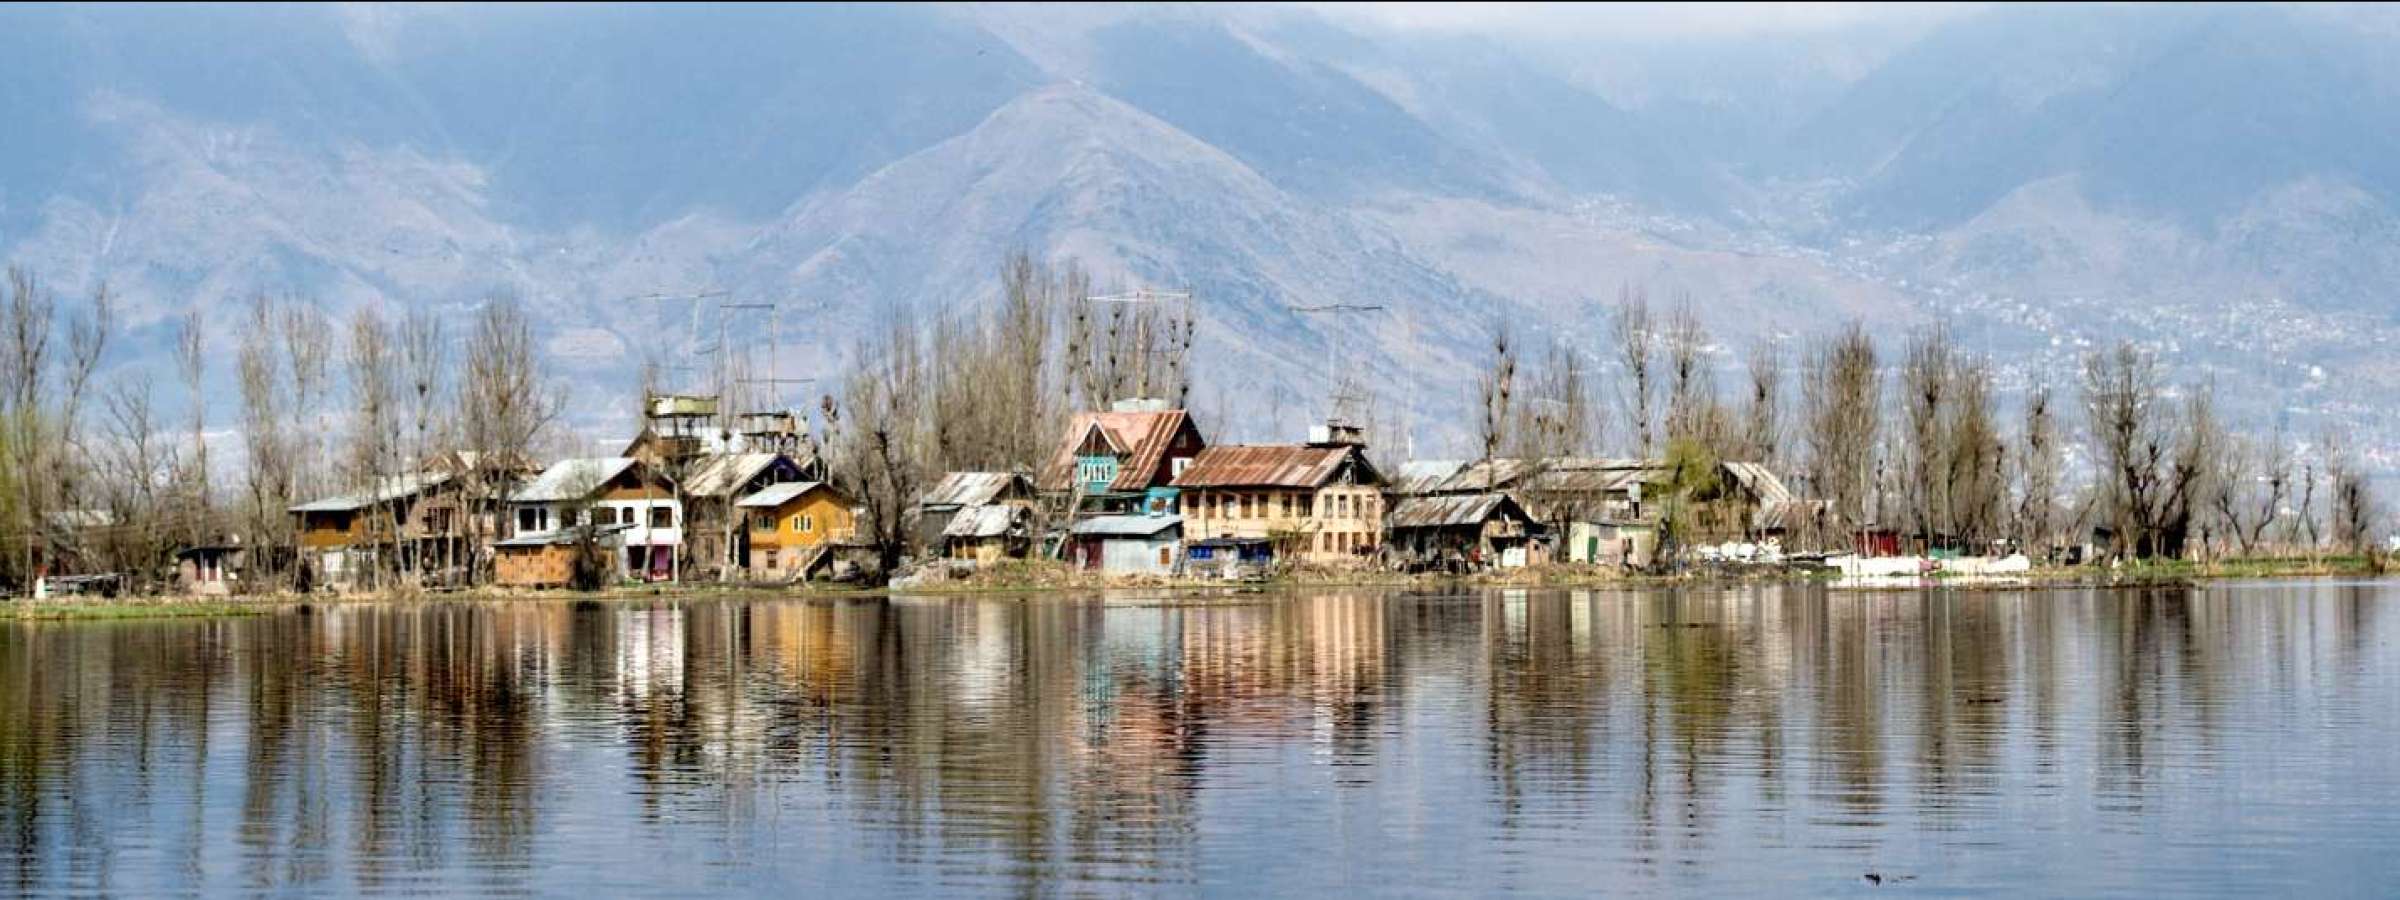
2 3 2397 464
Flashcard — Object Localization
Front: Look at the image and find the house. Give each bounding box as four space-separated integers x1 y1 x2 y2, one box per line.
1067 514 1182 576
1387 492 1538 572
679 452 813 576
735 481 858 579
1170 425 1386 567
510 458 683 581
290 471 463 589
493 523 637 588
941 503 1033 564
1037 399 1206 519
173 545 243 596
915 471 1038 549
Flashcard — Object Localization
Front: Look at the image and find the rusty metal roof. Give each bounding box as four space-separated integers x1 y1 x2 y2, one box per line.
942 504 1026 539
1388 492 1530 530
1038 409 1199 493
1388 459 1467 496
920 471 1034 509
1170 444 1381 489
1429 457 1653 495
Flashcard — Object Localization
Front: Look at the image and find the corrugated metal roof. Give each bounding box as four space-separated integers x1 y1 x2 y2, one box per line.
291 471 458 513
513 458 641 503
1038 409 1197 493
1415 457 1664 496
735 481 833 509
1171 444 1380 489
920 471 1032 508
942 504 1025 539
681 453 788 498
1070 514 1182 537
1388 459 1467 496
1388 493 1528 530
1722 462 1794 507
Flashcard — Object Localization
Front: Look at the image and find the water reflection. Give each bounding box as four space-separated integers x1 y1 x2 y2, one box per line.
4 583 2398 895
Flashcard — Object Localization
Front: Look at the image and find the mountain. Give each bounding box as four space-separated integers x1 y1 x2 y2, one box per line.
2 2 2398 465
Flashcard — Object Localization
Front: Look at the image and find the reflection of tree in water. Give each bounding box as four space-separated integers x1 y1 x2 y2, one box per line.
1480 589 1610 838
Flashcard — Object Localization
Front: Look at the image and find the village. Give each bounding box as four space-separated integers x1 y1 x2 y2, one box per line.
0 255 2387 602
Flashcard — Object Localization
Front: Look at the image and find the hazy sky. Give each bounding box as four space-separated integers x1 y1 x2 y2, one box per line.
1310 2 1983 39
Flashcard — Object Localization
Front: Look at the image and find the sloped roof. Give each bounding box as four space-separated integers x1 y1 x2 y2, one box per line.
1170 444 1380 489
1388 493 1529 530
1430 457 1655 495
291 471 458 513
942 504 1025 539
1722 462 1794 507
735 481 845 509
921 471 1032 509
1388 460 1468 496
1071 514 1182 537
1038 409 1196 493
681 453 789 498
514 458 641 503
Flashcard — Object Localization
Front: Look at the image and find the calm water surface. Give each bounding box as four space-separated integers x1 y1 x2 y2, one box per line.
5 581 2398 896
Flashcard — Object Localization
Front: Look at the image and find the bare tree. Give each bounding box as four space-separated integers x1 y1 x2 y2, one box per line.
1662 296 1714 448
1475 317 1517 477
2080 342 2210 560
1512 335 1595 461
173 307 211 548
281 300 334 504
1802 321 1881 544
459 294 562 583
1945 355 2005 551
1899 327 1955 551
236 293 295 590
2015 384 2060 556
346 307 402 590
1611 285 1658 458
398 308 450 579
826 307 930 577
95 373 179 590
2326 431 2378 559
1741 337 1784 469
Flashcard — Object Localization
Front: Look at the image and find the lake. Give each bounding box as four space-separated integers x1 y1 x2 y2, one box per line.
5 581 2398 896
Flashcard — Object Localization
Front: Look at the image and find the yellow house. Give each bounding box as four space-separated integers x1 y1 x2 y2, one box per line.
736 481 858 577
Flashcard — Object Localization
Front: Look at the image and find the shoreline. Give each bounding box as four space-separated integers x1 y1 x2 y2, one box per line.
8 555 2386 621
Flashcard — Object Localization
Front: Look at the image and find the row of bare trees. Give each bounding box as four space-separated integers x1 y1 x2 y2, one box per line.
1463 285 2383 562
0 262 561 594
819 251 1199 571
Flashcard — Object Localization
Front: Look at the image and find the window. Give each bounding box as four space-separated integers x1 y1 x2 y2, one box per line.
517 508 541 533
1172 457 1192 478
752 511 776 532
762 550 779 569
650 507 674 529
594 507 616 526
795 514 815 533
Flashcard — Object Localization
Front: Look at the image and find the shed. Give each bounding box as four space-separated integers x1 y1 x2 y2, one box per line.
915 471 1036 547
493 524 636 588
942 503 1032 564
1387 493 1536 572
1067 515 1182 576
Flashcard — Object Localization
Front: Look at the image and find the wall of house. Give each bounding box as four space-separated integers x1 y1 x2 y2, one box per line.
297 511 364 549
495 545 574 587
1099 536 1179 575
747 491 855 552
1179 485 1384 564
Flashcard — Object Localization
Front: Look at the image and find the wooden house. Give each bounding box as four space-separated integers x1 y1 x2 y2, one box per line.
290 471 467 590
941 503 1033 564
915 471 1038 549
173 544 243 596
510 458 682 581
680 452 813 576
1171 431 1385 567
1386 492 1537 572
735 481 858 579
1037 400 1205 519
494 523 636 588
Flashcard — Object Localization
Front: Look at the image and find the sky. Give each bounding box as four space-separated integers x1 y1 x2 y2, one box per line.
1308 1 1984 40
